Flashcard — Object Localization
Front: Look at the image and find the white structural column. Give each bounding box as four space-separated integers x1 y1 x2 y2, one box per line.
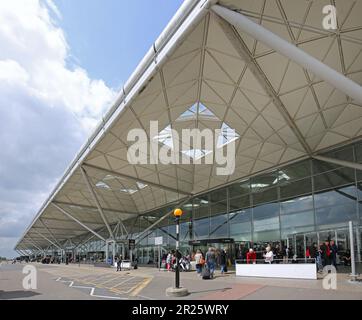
211 5 362 105
80 166 115 240
51 203 106 242
313 155 362 171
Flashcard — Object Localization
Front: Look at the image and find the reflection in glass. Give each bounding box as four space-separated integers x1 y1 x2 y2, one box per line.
253 202 279 220
281 195 313 215
210 214 228 238
280 177 312 199
193 218 209 239
315 203 357 228
280 211 314 229
313 168 355 191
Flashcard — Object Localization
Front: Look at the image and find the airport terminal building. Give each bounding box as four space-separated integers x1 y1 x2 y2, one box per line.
15 0 362 264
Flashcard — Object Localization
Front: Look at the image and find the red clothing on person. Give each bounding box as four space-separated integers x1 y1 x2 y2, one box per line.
246 251 256 264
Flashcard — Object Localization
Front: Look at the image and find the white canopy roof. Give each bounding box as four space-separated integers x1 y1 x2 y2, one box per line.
16 0 362 251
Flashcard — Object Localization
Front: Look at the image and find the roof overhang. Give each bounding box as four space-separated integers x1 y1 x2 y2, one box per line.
16 0 362 250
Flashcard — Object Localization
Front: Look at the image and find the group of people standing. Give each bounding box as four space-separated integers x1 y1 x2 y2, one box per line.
307 240 339 270
194 247 228 278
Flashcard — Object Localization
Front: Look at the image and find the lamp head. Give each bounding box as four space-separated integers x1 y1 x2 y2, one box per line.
173 208 183 217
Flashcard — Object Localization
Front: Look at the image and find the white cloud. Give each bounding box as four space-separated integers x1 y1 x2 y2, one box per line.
0 0 116 257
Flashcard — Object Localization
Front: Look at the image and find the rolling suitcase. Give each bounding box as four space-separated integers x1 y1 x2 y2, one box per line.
202 266 211 280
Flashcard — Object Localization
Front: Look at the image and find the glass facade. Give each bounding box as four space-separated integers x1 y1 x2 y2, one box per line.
122 141 362 261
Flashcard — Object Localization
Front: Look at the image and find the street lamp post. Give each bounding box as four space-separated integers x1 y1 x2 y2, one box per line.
174 208 182 289
166 208 189 297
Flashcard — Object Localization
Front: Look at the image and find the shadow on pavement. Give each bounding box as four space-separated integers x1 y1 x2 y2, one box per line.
0 290 41 300
188 287 232 294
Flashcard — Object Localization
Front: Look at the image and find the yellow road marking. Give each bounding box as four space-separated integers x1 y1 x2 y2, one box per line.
129 277 153 297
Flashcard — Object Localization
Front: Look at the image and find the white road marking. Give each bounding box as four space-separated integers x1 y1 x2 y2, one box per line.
55 277 126 300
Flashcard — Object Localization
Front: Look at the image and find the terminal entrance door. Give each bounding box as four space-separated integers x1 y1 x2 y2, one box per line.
287 227 361 263
190 238 236 263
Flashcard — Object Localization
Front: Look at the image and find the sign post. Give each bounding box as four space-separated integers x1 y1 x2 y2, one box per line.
155 237 163 270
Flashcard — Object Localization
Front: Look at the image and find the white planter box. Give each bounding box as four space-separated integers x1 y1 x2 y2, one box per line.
235 263 317 280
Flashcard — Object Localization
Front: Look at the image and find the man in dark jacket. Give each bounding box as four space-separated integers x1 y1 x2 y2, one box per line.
309 243 318 259
320 241 331 267
330 240 338 269
218 249 227 274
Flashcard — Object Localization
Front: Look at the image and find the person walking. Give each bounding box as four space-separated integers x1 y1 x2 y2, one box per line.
218 249 227 274
205 247 216 278
194 250 203 276
116 256 122 272
166 251 172 271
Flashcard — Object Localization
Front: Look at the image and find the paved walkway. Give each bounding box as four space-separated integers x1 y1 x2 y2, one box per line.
1 262 362 300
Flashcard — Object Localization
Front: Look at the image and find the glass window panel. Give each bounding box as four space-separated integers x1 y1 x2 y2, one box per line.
281 195 313 215
313 168 355 191
229 194 251 211
228 180 250 198
314 186 357 209
253 216 279 232
209 188 227 203
358 170 362 182
229 209 252 236
210 201 227 217
324 145 354 162
253 202 279 220
281 226 315 238
280 177 312 199
180 221 192 241
210 214 228 238
356 143 362 164
193 198 209 219
253 230 280 242
193 218 209 239
313 159 340 174
253 187 278 205
279 160 311 182
250 171 279 192
280 211 314 229
232 233 252 241
316 203 357 227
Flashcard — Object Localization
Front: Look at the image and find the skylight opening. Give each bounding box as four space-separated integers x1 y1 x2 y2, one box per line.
120 188 138 195
153 125 173 148
217 122 240 148
181 148 213 160
96 181 111 190
136 182 148 190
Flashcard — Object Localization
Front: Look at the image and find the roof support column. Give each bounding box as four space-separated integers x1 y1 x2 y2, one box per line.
80 166 115 240
211 5 362 105
51 203 106 242
34 231 63 251
312 155 362 171
25 239 45 253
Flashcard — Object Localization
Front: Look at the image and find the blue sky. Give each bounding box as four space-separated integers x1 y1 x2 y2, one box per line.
54 0 183 89
0 0 183 258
